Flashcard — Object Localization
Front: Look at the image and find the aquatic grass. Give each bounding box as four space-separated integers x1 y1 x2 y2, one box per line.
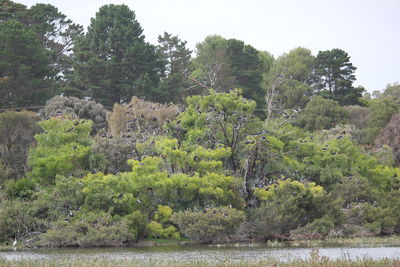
288 235 400 247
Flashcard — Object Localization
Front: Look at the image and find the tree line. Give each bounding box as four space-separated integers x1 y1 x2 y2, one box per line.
1 0 366 109
1 0 400 246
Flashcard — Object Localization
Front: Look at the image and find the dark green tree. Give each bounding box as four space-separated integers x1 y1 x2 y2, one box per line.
0 0 25 23
156 32 192 103
225 39 264 107
0 19 51 107
0 1 83 103
72 4 163 106
313 49 362 105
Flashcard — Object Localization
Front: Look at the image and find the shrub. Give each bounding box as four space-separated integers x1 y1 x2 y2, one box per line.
146 205 180 239
171 206 245 243
4 177 36 199
38 212 135 247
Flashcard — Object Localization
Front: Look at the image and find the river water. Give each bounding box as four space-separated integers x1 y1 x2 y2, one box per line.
1 244 400 264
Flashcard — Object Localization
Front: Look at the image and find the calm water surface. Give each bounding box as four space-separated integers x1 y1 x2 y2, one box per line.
1 244 400 263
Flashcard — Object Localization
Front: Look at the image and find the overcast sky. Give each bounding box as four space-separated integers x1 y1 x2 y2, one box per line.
18 0 400 93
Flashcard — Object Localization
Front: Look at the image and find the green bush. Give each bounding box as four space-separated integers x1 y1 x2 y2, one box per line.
0 200 44 242
171 206 245 243
38 212 136 247
146 205 180 239
4 177 36 199
291 215 335 239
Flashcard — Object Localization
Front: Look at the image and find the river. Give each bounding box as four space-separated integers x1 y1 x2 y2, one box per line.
1 244 400 264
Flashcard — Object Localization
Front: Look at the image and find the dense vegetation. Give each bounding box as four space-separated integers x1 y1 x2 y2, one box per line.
1 0 400 247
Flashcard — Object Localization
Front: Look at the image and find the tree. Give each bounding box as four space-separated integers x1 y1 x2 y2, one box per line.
264 47 314 120
363 98 399 144
0 0 25 23
28 118 93 184
156 32 192 103
23 4 83 80
72 4 163 106
191 36 265 108
0 111 42 181
1 1 83 93
0 19 51 107
313 49 362 105
298 96 349 131
253 179 336 235
190 35 236 94
225 39 264 107
382 83 400 103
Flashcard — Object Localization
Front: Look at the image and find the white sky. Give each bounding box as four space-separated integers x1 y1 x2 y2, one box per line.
18 0 400 93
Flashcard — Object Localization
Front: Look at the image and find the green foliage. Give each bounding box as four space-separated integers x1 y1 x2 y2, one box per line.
0 0 26 22
28 118 92 184
146 206 180 239
0 19 51 107
4 177 36 199
264 47 314 114
381 83 400 103
291 215 335 239
81 156 243 215
22 3 83 80
0 199 44 242
156 32 192 103
72 4 162 105
253 179 338 236
313 48 361 105
2 0 400 247
173 89 261 167
39 212 135 247
298 96 348 131
363 98 399 144
192 36 265 107
171 206 245 243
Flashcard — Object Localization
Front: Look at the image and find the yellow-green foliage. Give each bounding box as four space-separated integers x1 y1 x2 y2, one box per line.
146 205 180 239
155 137 231 175
154 205 173 224
254 179 325 201
28 118 93 184
81 156 244 216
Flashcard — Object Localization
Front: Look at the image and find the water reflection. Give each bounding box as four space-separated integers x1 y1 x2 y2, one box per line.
1 245 400 263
